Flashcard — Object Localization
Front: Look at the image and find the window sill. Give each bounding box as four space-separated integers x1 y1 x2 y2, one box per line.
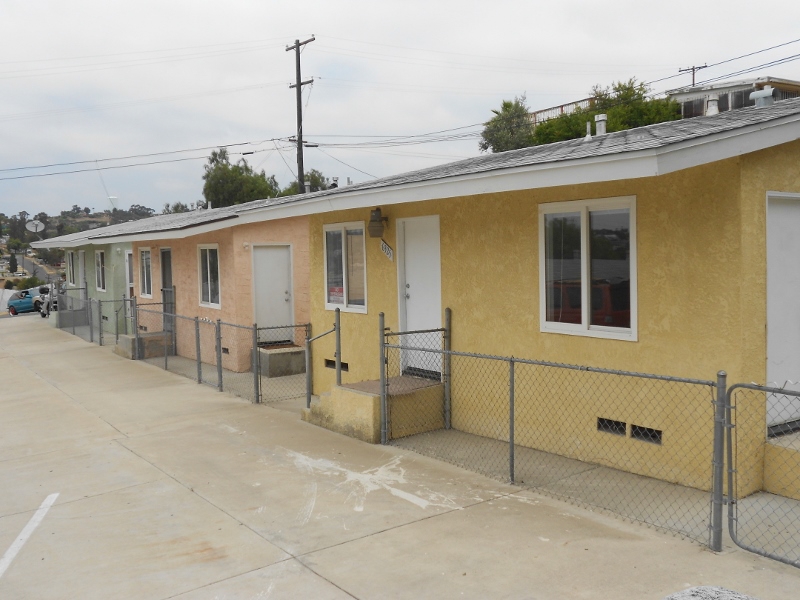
325 303 367 314
199 302 221 310
541 323 637 342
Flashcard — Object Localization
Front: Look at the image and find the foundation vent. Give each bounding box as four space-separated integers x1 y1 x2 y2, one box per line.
631 425 662 445
597 418 626 436
325 359 349 372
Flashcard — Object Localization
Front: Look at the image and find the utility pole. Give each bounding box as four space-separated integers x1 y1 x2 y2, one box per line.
286 35 315 192
679 64 707 86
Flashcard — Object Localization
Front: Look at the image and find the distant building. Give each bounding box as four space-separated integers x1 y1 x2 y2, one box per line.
667 76 800 118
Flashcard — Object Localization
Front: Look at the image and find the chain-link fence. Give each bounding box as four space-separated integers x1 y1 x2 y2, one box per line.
257 324 310 403
56 289 92 342
727 384 800 568
95 298 133 346
383 331 719 546
130 306 309 405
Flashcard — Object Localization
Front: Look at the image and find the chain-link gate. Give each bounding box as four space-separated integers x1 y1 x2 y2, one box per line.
135 305 266 402
382 326 720 546
257 324 310 403
56 289 92 342
727 384 800 567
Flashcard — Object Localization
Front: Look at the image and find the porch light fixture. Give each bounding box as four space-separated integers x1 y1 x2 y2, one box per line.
368 208 388 238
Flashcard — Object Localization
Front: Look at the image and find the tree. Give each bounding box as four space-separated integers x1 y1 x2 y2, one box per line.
278 168 330 196
129 204 155 218
6 237 24 253
479 94 534 153
202 148 281 208
8 253 17 275
532 79 680 145
162 202 191 214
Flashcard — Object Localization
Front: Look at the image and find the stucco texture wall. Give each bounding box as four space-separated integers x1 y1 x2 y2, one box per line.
309 140 800 492
131 216 309 373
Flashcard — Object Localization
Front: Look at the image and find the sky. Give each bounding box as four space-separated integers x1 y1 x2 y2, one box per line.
1 0 799 218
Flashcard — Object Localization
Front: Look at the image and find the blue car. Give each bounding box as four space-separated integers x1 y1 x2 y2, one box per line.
7 287 46 316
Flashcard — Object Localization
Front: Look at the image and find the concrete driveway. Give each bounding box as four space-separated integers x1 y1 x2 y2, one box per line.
1 317 799 599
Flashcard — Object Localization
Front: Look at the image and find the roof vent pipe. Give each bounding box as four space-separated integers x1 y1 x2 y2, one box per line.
595 113 607 136
304 181 311 193
706 94 719 116
750 85 775 108
585 121 592 140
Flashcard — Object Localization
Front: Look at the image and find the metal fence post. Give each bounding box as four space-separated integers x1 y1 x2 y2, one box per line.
88 298 94 343
216 319 223 392
509 358 515 483
98 300 104 346
444 307 452 430
163 314 169 371
335 307 342 386
711 370 727 552
132 297 139 359
305 324 312 409
380 312 388 445
725 382 735 545
252 324 260 403
195 317 202 383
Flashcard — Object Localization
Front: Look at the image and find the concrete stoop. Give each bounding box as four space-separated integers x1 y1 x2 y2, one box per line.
258 346 305 378
300 377 444 444
301 385 381 444
113 332 169 360
764 432 800 500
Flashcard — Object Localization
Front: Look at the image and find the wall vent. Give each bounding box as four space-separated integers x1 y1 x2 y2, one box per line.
221 347 230 354
325 359 349 372
631 425 662 445
597 418 626 436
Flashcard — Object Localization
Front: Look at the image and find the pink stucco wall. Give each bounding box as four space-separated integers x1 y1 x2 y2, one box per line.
131 215 310 327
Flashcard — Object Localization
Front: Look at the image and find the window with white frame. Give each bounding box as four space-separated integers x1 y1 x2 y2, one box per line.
324 222 366 311
199 245 220 307
95 251 106 291
67 251 76 285
539 196 636 340
139 249 152 297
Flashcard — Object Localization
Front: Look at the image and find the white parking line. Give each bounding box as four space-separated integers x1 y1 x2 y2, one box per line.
0 493 59 579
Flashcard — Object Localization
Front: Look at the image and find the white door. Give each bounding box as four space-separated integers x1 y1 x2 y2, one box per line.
398 216 442 377
253 246 294 344
125 251 134 298
78 250 86 299
767 196 800 426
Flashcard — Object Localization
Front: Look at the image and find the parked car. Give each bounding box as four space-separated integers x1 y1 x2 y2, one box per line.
7 287 44 315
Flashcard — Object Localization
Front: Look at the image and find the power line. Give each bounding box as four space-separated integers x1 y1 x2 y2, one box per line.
0 140 281 173
0 155 208 181
694 53 800 87
0 37 288 66
0 82 286 123
646 37 800 88
0 42 285 80
314 147 376 179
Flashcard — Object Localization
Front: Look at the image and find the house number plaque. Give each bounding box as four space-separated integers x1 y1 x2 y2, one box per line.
380 239 394 262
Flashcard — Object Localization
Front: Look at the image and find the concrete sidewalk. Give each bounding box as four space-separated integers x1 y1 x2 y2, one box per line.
1 317 799 599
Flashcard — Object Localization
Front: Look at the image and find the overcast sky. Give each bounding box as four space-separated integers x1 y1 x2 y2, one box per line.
1 1 799 218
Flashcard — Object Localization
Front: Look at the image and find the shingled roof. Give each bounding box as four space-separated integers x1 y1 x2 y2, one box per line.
235 96 800 213
33 97 800 248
